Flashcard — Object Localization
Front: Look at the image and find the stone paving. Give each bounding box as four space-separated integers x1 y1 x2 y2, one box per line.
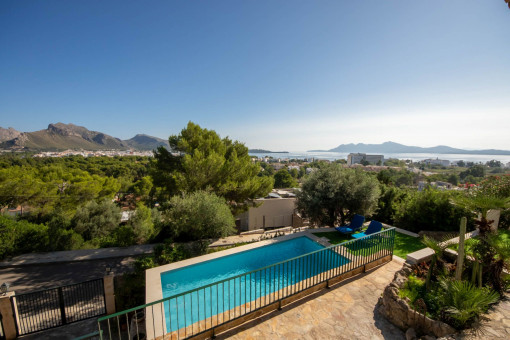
460 292 510 340
216 259 406 340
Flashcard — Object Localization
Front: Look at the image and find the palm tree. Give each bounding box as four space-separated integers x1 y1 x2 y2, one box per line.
455 194 508 236
439 279 499 328
456 192 509 291
485 233 510 294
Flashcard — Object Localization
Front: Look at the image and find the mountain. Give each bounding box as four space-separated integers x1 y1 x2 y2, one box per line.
0 123 169 151
125 134 169 150
0 127 23 142
309 141 510 155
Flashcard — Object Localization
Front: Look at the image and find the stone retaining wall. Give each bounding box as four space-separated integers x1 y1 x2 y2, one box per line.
378 263 456 338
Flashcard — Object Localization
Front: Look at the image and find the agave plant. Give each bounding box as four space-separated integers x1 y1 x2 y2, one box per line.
439 279 499 328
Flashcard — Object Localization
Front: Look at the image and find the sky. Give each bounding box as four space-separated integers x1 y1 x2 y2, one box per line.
1 1 509 151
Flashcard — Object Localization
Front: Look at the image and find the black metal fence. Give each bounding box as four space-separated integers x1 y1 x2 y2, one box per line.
12 278 106 336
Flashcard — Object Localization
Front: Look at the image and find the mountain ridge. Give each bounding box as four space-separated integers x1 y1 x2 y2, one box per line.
308 141 510 155
0 123 170 151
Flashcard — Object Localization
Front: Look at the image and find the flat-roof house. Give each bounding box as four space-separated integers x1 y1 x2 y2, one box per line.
237 191 298 231
423 158 450 167
347 153 384 165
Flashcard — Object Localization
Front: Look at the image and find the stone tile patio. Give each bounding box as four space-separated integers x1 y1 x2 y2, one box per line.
460 292 510 340
216 259 405 340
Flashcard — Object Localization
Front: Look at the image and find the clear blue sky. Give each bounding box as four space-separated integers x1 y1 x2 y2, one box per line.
1 1 509 151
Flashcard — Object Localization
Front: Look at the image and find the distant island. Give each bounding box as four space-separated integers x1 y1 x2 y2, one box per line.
309 141 510 156
249 149 289 153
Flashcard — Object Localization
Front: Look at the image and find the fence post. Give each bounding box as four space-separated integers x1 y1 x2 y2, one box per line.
0 292 17 340
58 287 67 324
103 275 116 315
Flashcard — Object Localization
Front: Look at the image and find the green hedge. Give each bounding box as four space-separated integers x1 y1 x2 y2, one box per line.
393 189 474 233
0 215 49 259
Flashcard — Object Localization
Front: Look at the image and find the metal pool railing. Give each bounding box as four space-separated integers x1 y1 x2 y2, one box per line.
97 227 395 340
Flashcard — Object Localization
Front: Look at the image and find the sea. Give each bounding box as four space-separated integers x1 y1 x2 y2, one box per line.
248 151 510 164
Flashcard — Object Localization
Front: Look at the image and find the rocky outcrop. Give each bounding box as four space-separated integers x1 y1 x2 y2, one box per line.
0 127 22 142
378 263 456 338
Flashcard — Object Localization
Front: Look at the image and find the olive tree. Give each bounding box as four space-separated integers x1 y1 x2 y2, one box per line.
296 164 380 227
161 191 236 241
73 199 121 241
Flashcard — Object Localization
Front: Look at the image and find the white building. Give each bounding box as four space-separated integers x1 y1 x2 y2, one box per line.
423 158 450 167
347 153 384 165
418 181 453 191
506 162 510 168
237 196 297 231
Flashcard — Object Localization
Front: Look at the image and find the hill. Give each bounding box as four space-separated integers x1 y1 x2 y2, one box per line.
125 134 169 150
0 123 169 151
309 141 510 155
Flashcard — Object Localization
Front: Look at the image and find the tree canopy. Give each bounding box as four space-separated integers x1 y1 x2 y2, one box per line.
296 164 380 227
73 199 121 241
153 122 273 212
160 191 236 241
273 169 298 188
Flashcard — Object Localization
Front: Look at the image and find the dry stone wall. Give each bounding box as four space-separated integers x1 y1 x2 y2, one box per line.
378 263 456 338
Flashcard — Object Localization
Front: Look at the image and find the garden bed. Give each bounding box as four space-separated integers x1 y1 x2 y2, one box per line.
378 263 456 338
380 227 510 339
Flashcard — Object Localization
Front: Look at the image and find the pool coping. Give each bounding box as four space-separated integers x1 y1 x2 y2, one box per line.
145 231 323 306
143 228 394 338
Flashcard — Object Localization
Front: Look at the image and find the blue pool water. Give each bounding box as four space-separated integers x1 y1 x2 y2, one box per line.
160 236 349 332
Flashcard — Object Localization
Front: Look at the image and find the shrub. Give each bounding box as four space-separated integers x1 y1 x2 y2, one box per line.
500 209 510 229
478 175 510 199
0 215 49 259
438 279 499 329
273 169 298 188
160 191 235 242
394 189 474 232
128 204 155 244
372 184 407 225
73 199 121 241
115 241 203 310
399 275 425 305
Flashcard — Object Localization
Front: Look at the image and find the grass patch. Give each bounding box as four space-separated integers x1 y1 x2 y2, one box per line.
399 274 426 303
393 232 426 258
498 229 510 241
448 229 510 252
312 231 350 245
313 229 425 258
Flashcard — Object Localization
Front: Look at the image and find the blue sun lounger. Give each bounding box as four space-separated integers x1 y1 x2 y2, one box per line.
335 214 365 234
351 220 383 239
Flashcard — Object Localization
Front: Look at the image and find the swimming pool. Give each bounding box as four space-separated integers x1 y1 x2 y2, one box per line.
160 236 349 332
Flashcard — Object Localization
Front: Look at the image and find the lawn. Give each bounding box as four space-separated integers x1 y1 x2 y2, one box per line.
392 232 426 258
448 228 510 251
312 230 425 259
